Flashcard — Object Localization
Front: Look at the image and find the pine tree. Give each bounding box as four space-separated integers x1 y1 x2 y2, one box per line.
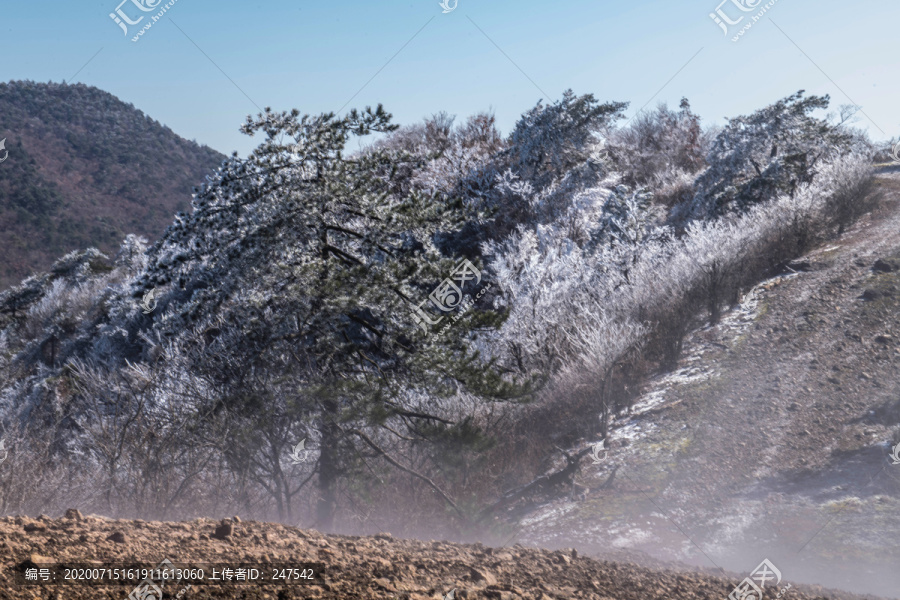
140 106 525 526
687 91 853 220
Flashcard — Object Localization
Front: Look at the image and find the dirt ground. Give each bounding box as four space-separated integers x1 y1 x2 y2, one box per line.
0 512 891 600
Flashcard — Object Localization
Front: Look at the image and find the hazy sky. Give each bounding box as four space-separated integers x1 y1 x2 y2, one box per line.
2 0 897 156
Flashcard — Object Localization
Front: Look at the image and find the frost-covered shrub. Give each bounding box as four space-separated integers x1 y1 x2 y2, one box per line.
610 98 710 191
486 145 874 411
483 177 665 374
822 152 878 233
376 111 504 197
650 167 696 208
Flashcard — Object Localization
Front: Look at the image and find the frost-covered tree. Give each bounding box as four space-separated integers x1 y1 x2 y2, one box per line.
133 105 524 527
470 91 627 241
505 89 627 191
685 91 854 221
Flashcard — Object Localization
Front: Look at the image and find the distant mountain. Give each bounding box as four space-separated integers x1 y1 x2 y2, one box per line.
0 81 225 289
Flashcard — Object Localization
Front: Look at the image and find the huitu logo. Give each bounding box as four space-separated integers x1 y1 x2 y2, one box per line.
409 259 485 336
890 141 900 165
110 0 163 35
589 442 607 464
728 559 783 600
439 0 458 13
709 0 762 34
710 0 782 42
127 558 174 600
0 139 8 163
0 439 7 465
890 443 900 465
289 438 312 465
140 288 158 315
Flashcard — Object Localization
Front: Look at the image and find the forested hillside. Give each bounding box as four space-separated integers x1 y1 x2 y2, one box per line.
0 89 882 541
0 81 224 289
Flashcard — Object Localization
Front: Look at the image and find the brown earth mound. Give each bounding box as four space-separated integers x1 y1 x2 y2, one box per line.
0 514 889 599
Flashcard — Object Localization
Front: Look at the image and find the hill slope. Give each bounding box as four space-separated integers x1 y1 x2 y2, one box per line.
0 81 225 289
512 169 900 599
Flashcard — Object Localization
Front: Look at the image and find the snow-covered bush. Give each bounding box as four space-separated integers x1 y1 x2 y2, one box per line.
610 98 710 191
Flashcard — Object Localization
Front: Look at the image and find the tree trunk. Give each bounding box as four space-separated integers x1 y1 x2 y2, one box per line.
707 267 721 325
316 399 340 530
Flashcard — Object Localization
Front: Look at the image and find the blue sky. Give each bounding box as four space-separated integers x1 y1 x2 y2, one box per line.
2 0 897 156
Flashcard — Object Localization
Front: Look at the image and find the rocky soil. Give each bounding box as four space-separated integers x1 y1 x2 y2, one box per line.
0 512 891 600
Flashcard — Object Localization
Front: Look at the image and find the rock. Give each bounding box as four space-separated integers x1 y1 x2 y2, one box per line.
874 334 893 344
861 289 881 301
374 577 396 591
374 532 392 540
213 519 234 540
64 509 83 521
470 567 498 586
786 259 812 272
232 515 241 523
873 258 900 273
107 531 126 544
17 554 52 571
23 523 44 533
